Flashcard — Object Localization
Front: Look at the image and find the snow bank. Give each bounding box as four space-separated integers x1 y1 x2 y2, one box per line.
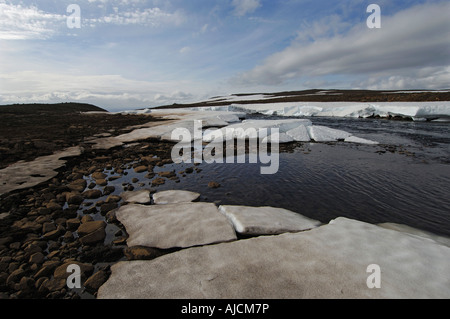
225 101 450 121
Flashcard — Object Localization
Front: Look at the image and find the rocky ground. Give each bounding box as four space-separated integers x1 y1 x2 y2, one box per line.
0 103 160 169
0 103 178 298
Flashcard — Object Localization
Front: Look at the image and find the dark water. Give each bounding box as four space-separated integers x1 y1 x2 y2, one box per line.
89 116 450 238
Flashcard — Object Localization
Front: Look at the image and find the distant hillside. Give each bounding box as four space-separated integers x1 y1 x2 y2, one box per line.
0 102 108 115
155 89 450 109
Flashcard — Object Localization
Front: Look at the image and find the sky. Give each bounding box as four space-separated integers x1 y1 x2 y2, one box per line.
0 0 449 111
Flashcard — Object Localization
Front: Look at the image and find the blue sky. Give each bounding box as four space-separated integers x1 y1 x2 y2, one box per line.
0 0 449 111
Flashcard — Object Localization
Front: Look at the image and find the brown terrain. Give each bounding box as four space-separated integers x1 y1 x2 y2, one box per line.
0 103 161 169
155 89 450 109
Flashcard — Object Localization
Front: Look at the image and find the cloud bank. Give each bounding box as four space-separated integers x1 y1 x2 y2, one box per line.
234 2 450 89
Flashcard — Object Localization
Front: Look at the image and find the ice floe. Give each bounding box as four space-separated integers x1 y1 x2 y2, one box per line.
115 202 237 249
99 195 450 298
219 205 321 235
152 190 200 205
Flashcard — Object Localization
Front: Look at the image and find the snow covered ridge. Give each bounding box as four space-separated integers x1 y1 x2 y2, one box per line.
195 101 450 122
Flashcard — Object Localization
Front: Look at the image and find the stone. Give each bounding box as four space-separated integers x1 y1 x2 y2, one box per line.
42 222 57 234
158 171 176 178
77 221 106 245
134 166 148 173
120 189 151 204
208 181 220 188
96 179 108 186
84 270 108 292
6 268 25 286
67 179 87 192
106 195 121 203
42 225 65 240
100 202 118 215
82 189 103 199
54 261 94 281
115 203 237 249
123 246 164 261
151 178 165 186
66 192 84 205
66 218 81 231
92 172 107 180
81 215 94 223
29 252 45 264
152 190 200 205
99 217 450 299
219 205 321 235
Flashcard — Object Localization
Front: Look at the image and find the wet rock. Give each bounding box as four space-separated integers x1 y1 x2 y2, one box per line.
151 177 165 186
84 270 108 293
45 201 62 211
96 179 108 186
106 195 121 203
208 181 221 189
77 221 106 245
53 261 94 281
17 276 35 294
100 202 118 215
81 215 93 223
39 278 66 294
13 219 42 232
28 252 45 264
92 172 107 180
42 222 56 234
66 218 81 231
6 268 25 286
134 166 148 173
42 225 65 240
34 261 61 279
66 192 84 205
158 171 176 178
123 246 164 261
82 189 103 199
103 185 116 195
67 179 87 193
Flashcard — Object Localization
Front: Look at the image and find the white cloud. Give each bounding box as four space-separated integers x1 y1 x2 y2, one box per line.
357 66 450 91
179 46 191 54
0 3 65 40
90 7 185 27
234 2 450 89
0 71 205 110
232 0 261 17
0 2 185 41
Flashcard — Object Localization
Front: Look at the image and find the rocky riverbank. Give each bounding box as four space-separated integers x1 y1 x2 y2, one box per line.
0 134 208 298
